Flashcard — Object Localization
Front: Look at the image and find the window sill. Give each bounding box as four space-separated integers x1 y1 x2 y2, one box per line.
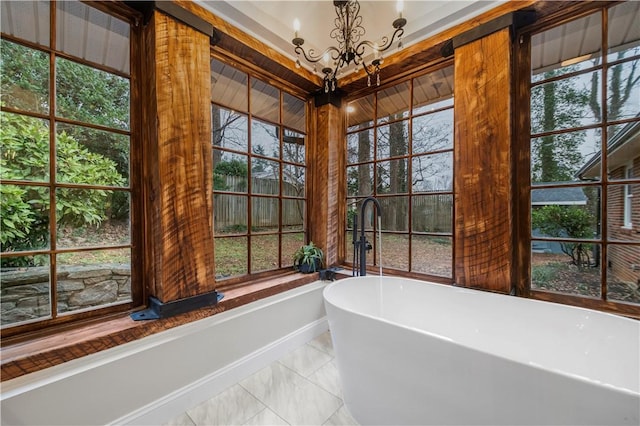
1 272 320 382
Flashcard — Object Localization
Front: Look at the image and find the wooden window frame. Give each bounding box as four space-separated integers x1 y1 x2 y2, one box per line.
210 56 308 290
343 61 455 283
516 3 640 318
0 1 143 338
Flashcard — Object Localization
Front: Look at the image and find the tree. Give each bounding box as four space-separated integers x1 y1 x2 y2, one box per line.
1 39 131 220
531 68 591 183
531 205 596 267
1 113 123 266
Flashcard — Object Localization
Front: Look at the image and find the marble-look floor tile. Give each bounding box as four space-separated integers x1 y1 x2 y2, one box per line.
186 384 265 426
308 331 334 357
307 359 343 399
243 408 289 425
240 362 342 425
323 405 359 426
278 343 333 377
163 412 195 426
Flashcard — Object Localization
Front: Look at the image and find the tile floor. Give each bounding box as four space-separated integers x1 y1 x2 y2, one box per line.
164 331 359 426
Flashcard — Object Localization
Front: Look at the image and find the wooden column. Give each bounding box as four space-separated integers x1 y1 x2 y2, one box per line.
308 101 346 267
454 27 513 293
142 11 215 302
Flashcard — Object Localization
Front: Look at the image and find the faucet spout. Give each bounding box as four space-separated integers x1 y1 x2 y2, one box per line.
359 196 382 276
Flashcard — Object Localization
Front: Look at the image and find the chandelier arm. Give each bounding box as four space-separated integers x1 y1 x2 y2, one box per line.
295 45 342 64
354 27 405 56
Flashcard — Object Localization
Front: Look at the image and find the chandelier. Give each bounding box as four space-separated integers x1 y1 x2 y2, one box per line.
292 0 407 93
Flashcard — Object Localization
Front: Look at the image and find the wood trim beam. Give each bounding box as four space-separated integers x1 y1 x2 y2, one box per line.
142 10 216 302
454 27 513 294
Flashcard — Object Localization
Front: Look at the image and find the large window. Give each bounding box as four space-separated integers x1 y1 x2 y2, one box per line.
211 58 306 281
345 65 454 278
1 1 137 330
529 2 640 306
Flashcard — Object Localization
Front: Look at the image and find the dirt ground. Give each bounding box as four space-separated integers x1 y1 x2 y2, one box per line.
63 222 639 304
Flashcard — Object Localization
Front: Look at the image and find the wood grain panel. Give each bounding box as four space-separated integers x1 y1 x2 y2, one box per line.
308 102 346 266
454 28 513 293
144 11 215 302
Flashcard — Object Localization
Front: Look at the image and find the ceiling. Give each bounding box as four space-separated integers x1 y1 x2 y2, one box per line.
196 0 507 79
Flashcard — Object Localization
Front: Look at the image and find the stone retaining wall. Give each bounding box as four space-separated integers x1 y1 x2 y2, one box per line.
1 264 131 325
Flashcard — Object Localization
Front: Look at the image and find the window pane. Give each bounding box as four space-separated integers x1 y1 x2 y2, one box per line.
55 188 129 246
283 92 305 132
55 130 125 187
211 59 248 112
377 159 408 195
531 242 601 298
377 121 408 160
281 232 304 267
531 71 602 134
607 60 640 121
607 2 640 61
251 79 279 122
413 66 454 114
347 94 374 131
412 194 452 233
56 123 129 186
607 184 639 241
531 187 599 239
252 197 278 231
212 107 248 152
1 112 50 182
382 234 408 271
282 199 304 231
252 120 280 159
0 40 49 114
347 130 373 164
251 159 279 194
283 164 304 197
412 109 454 154
377 81 410 123
215 236 248 279
0 255 51 326
57 190 129 249
56 248 131 314
412 152 453 193
347 164 373 197
214 194 247 234
283 130 305 164
213 151 248 193
0 184 50 252
56 57 130 131
531 129 601 183
379 196 408 232
606 244 640 304
411 235 452 277
251 234 278 273
56 0 130 73
531 12 602 82
1 1 49 47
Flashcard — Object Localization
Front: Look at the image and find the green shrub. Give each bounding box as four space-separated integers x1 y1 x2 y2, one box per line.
531 205 596 267
1 112 124 266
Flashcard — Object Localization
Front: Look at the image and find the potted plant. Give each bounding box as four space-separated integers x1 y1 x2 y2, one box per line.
293 241 324 273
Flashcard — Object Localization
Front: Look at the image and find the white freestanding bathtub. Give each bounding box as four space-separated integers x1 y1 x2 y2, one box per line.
323 276 640 425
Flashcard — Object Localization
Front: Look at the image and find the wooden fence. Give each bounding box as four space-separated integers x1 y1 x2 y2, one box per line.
214 177 304 230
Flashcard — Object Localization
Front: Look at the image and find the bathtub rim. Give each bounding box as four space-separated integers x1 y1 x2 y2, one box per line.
323 275 640 397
